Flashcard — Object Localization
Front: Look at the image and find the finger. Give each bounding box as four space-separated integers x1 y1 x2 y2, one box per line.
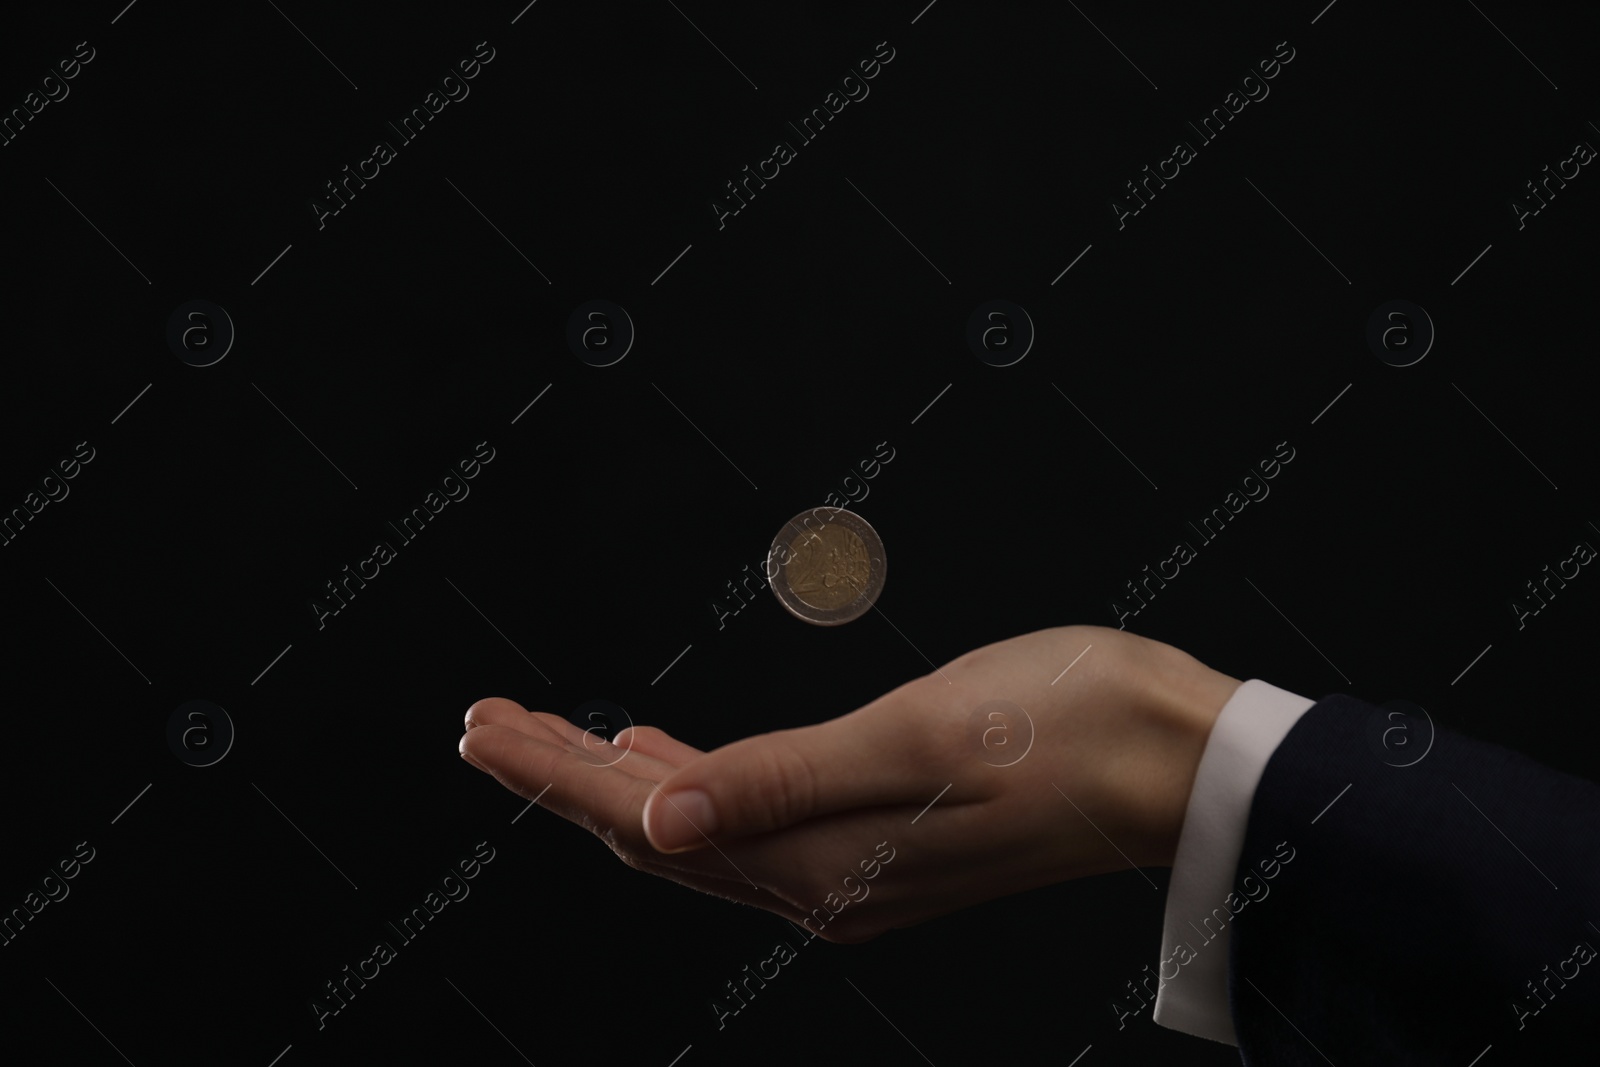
641 702 942 854
613 725 706 767
529 710 628 763
464 699 673 776
464 699 588 746
460 723 819 908
464 696 548 735
460 723 659 840
459 724 794 892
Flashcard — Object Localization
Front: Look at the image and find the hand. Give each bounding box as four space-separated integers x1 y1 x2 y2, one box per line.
457 624 1242 942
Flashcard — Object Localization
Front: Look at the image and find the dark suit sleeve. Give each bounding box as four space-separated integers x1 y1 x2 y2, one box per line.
1226 694 1600 1065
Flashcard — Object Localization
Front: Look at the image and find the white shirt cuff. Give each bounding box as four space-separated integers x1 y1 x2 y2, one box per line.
1150 679 1315 1045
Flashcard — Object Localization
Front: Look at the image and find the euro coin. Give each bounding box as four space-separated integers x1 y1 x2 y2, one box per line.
767 507 886 625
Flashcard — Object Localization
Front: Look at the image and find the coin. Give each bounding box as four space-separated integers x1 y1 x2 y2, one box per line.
767 507 887 625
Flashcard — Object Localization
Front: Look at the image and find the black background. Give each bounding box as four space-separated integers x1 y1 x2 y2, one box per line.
2 1 1596 1064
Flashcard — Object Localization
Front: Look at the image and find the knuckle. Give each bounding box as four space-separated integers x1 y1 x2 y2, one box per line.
747 738 818 830
892 681 964 772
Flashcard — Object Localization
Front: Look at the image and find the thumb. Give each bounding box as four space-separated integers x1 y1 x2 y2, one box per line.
641 712 925 853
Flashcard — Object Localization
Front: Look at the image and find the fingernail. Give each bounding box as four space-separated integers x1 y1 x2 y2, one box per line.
459 735 488 773
646 789 717 852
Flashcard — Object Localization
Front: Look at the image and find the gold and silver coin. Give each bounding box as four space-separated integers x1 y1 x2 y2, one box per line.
767 507 886 625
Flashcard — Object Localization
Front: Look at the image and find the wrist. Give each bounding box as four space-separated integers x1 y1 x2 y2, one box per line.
1139 648 1242 868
